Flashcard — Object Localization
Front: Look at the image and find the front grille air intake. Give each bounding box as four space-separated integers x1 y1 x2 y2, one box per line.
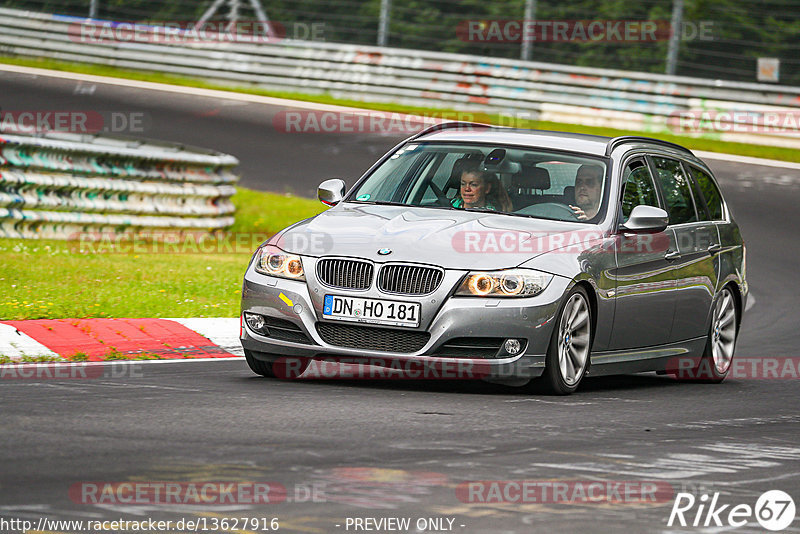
433 337 505 359
316 258 373 290
316 322 430 353
264 316 313 344
378 264 443 295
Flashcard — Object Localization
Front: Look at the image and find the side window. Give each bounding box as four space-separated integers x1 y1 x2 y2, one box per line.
689 166 724 220
620 159 659 223
651 156 698 225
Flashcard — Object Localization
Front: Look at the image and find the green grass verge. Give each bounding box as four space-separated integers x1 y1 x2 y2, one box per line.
0 187 325 320
0 351 180 364
2 55 799 163
0 354 62 364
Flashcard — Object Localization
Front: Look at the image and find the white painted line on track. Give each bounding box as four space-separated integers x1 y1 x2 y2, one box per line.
0 318 245 362
0 63 436 119
167 317 243 356
3 62 799 170
131 356 245 364
0 323 61 359
0 357 244 367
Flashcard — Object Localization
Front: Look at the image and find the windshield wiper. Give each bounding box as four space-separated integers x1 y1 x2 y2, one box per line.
349 200 407 207
463 207 503 214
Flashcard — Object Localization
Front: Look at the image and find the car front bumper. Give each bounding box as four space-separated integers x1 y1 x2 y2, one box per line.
240 262 572 380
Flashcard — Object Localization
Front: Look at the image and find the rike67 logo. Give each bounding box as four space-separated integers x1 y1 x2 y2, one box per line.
668 490 796 531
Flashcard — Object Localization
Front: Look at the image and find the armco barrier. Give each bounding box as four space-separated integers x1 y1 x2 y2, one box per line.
0 7 799 148
0 131 238 240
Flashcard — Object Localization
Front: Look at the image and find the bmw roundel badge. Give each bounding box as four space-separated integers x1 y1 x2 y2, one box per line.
377 248 392 255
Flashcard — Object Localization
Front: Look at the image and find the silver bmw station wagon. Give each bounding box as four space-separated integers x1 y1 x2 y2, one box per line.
240 123 747 394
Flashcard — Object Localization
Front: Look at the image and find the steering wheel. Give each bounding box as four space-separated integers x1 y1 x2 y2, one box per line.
520 202 581 220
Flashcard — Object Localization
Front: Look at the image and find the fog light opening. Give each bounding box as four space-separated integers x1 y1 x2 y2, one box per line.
244 312 268 335
504 338 523 356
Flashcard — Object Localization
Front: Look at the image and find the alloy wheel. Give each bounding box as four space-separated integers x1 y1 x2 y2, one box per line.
711 288 737 374
558 293 591 386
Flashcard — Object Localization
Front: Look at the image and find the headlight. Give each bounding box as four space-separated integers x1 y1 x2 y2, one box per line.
254 246 305 280
455 269 552 297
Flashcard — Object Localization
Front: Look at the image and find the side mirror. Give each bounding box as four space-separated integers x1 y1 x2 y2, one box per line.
318 179 346 207
619 205 669 233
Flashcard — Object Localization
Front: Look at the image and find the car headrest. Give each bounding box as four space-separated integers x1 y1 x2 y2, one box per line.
512 165 551 192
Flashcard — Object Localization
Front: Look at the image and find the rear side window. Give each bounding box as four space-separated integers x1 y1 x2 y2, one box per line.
651 156 698 225
689 166 724 220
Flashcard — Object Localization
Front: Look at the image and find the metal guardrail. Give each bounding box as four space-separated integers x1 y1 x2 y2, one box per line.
0 130 239 239
0 7 798 148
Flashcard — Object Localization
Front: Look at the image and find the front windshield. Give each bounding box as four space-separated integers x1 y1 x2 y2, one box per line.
348 142 609 223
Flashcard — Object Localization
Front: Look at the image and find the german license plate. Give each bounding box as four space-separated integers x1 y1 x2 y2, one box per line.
323 295 420 328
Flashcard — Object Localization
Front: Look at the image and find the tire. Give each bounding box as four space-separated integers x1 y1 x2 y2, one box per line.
244 349 310 379
540 286 593 395
676 286 738 383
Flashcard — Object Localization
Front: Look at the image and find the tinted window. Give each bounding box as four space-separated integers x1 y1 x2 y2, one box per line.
349 143 608 223
651 156 698 225
620 159 659 223
689 166 724 220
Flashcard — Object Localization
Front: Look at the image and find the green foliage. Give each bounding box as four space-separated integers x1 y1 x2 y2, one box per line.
102 349 127 360
19 354 62 362
229 188 327 236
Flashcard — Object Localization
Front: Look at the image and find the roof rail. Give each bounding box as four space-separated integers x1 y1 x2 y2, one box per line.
408 121 495 142
606 136 694 157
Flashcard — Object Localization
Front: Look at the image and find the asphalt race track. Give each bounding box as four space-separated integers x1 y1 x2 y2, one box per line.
2 68 800 533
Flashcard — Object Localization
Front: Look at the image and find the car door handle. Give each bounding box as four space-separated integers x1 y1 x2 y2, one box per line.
708 243 722 254
664 250 682 261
